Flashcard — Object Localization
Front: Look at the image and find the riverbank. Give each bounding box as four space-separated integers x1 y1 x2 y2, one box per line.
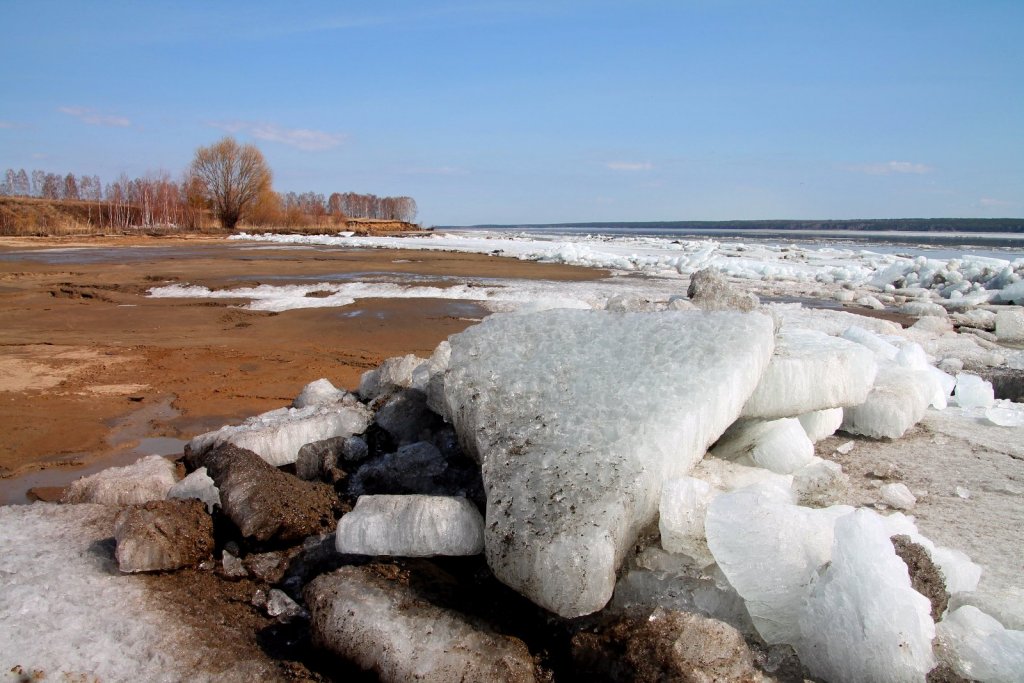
0 236 603 503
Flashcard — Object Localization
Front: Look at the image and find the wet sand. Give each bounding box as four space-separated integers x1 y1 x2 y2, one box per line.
0 236 605 503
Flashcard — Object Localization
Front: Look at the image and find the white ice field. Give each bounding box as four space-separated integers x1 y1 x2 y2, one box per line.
4 230 1024 682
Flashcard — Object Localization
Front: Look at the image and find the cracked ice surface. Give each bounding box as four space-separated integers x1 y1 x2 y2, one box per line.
443 309 775 617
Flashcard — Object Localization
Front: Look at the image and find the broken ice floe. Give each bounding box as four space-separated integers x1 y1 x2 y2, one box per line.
61 454 178 505
444 309 775 617
187 399 372 467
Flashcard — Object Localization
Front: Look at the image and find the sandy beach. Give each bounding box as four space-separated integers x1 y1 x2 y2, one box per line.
0 236 604 503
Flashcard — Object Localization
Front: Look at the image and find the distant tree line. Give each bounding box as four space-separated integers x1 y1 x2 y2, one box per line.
505 219 1024 234
1 159 417 230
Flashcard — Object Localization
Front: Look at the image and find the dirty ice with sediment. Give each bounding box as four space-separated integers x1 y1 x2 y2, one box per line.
4 228 1024 682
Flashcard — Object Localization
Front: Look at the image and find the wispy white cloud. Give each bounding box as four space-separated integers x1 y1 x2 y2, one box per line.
977 197 1016 209
211 121 347 151
58 106 131 127
605 161 653 171
845 160 933 175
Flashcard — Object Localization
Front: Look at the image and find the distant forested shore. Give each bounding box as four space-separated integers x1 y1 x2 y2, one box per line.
463 218 1024 233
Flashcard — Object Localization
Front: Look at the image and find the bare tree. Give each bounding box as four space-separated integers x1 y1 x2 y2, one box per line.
189 137 272 230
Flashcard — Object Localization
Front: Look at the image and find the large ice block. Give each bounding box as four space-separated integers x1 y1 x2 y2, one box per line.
741 329 878 419
937 606 1024 683
797 510 936 683
705 481 853 645
61 455 178 505
444 309 775 617
710 418 815 474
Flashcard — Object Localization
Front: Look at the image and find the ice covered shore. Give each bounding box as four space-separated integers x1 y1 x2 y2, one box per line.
6 270 1024 681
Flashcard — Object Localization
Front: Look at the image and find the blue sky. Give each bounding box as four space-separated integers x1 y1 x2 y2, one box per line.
1 1 1021 225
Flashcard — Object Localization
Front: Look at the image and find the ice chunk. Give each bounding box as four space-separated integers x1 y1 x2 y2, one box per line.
986 401 1024 427
687 268 759 311
997 280 1024 304
374 389 438 445
166 466 220 513
842 365 934 439
841 325 899 360
797 510 936 682
187 402 373 467
358 354 427 401
336 495 484 557
880 512 982 595
995 309 1024 343
741 329 878 419
659 477 716 566
305 566 536 683
911 316 954 334
266 589 306 622
61 455 178 505
444 309 775 617
797 407 843 442
771 305 903 337
422 341 452 418
954 373 995 410
793 457 850 508
690 457 794 493
292 378 354 409
711 418 815 474
348 441 483 501
900 300 948 318
937 606 1024 682
879 482 916 510
705 481 853 644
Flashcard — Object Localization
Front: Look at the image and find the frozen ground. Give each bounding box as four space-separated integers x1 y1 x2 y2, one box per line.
0 504 278 682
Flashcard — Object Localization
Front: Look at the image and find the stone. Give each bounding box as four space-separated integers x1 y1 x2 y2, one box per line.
374 389 439 445
335 495 484 557
347 441 483 501
444 309 775 617
891 534 949 621
686 267 760 312
114 499 214 573
571 608 769 683
202 444 341 544
305 566 536 683
62 455 178 506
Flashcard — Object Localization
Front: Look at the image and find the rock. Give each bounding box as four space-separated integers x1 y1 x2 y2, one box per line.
891 534 949 621
374 389 439 445
444 309 775 617
62 455 178 505
705 481 853 645
995 309 1024 343
842 365 934 439
711 418 815 474
305 566 536 683
113 499 214 573
741 329 878 420
797 510 937 683
335 495 484 557
292 378 354 409
202 444 341 544
358 354 428 402
797 407 844 442
221 550 248 578
880 482 917 510
348 441 483 501
244 550 293 584
166 467 220 513
186 401 373 468
936 606 1024 683
296 434 369 483
266 588 306 621
686 268 760 312
571 608 769 683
